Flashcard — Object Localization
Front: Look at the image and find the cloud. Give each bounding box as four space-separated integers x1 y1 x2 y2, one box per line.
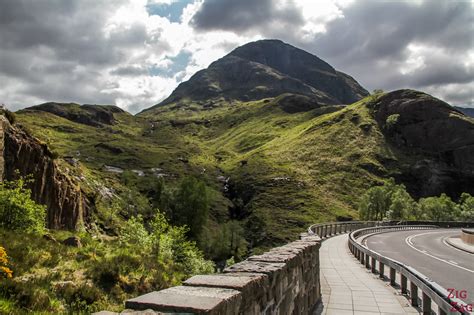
0 0 472 113
191 0 305 33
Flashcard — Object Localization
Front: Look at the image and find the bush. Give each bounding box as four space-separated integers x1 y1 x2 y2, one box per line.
0 178 46 233
385 114 400 131
0 247 12 279
418 194 459 221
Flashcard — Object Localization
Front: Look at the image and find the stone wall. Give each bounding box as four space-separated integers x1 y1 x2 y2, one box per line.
123 233 321 314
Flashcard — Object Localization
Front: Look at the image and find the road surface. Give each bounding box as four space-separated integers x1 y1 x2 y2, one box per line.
364 229 474 305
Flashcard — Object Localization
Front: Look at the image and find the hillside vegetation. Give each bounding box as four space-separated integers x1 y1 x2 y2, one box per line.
15 89 474 251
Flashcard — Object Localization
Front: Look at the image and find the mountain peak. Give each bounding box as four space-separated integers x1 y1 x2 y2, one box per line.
142 39 368 114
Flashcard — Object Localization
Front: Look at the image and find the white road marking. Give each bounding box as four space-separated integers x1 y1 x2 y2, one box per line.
442 236 470 255
405 231 474 273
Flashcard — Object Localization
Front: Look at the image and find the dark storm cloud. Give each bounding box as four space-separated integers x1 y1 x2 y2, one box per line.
309 1 472 64
110 66 149 77
0 0 159 112
190 0 473 106
191 0 305 33
298 0 473 96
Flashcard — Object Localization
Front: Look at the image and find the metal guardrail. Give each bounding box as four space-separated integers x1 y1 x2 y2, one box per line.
348 225 472 315
308 220 381 237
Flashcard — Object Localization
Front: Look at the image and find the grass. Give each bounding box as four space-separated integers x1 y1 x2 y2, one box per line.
15 94 426 248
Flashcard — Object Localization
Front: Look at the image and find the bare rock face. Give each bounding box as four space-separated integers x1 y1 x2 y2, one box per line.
1 117 92 230
371 89 474 197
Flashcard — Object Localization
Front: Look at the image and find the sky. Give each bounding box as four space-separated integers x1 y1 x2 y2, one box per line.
0 0 472 113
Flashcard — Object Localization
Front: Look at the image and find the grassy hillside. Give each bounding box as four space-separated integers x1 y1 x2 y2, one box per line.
16 92 473 250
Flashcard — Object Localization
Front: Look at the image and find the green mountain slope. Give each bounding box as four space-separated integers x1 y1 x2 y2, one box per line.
15 89 474 249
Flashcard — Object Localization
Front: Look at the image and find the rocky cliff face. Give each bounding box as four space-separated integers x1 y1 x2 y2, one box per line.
143 39 368 113
371 90 474 197
0 116 91 230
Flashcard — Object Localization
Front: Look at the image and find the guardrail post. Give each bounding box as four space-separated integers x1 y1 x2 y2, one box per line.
360 251 364 264
410 282 418 307
401 275 407 294
438 306 447 315
365 253 370 269
389 267 396 286
379 261 384 278
422 292 431 315
371 257 376 274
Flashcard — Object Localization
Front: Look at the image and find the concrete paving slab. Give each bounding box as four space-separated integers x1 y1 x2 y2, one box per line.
316 234 421 315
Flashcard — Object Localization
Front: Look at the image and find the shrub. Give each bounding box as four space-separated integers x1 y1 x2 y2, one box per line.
0 247 12 279
0 178 46 233
385 114 400 131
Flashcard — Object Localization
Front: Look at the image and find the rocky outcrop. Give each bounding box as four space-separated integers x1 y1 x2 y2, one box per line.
0 116 91 230
21 102 125 127
142 39 369 113
371 89 474 197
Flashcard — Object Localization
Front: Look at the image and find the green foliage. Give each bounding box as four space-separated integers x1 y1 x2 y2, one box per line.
358 179 406 220
202 221 248 262
0 207 214 313
118 210 214 275
417 194 459 221
385 114 400 130
359 180 473 221
0 178 46 233
458 193 474 221
169 177 210 240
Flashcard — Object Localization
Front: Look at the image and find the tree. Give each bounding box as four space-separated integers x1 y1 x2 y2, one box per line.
457 193 474 221
418 194 459 221
359 180 394 220
386 187 416 220
171 177 210 240
0 178 46 233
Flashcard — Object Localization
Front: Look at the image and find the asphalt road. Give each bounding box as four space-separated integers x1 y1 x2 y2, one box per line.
364 229 474 305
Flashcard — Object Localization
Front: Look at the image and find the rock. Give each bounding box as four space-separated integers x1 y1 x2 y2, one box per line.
95 143 124 154
275 93 321 113
1 118 92 230
43 234 58 243
132 170 145 177
63 236 82 248
372 89 474 197
103 165 124 174
63 156 79 166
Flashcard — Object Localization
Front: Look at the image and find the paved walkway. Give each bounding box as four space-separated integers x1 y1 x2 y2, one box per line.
317 234 420 315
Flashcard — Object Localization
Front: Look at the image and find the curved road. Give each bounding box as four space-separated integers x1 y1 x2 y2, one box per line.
364 229 474 305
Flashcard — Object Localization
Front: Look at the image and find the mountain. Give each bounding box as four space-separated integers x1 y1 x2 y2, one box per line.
6 40 474 249
455 106 474 118
141 40 368 113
